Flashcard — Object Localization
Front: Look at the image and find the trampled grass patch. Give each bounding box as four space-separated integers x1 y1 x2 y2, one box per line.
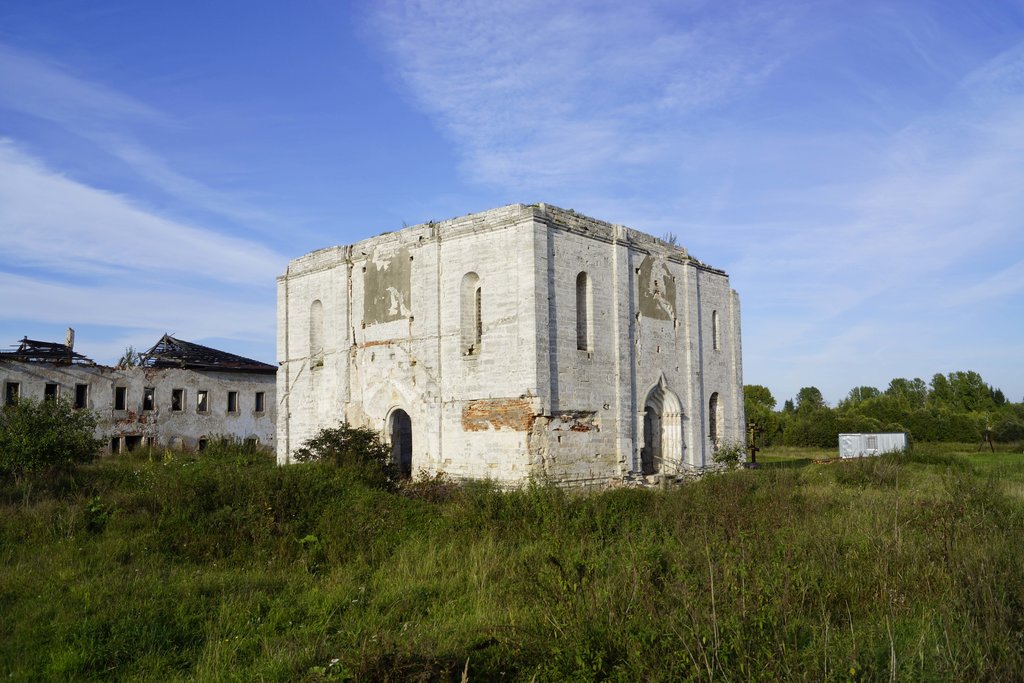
1 446 1023 680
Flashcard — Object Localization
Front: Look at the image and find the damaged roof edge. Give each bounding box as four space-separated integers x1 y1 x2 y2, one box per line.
139 334 277 374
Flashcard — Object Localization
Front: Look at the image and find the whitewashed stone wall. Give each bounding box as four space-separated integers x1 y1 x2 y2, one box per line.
277 203 744 485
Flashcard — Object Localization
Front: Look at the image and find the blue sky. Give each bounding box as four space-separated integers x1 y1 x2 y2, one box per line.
1 0 1022 406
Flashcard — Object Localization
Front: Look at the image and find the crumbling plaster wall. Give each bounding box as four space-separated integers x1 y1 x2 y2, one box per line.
1 362 275 451
277 206 543 481
527 206 744 484
276 203 744 485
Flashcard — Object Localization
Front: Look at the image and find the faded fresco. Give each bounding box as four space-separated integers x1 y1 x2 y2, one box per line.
638 254 676 320
363 247 412 325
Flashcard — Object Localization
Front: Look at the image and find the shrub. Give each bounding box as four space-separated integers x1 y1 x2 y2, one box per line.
712 441 746 469
0 397 103 478
291 423 396 489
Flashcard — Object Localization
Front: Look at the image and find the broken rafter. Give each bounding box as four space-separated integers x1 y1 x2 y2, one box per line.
139 334 276 374
0 337 94 365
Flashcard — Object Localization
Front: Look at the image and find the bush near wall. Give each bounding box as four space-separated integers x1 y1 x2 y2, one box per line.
0 397 103 478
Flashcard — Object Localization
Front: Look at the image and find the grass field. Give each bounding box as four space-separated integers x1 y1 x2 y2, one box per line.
2 444 1023 681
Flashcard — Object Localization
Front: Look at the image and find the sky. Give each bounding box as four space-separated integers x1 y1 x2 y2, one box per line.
1 0 1022 406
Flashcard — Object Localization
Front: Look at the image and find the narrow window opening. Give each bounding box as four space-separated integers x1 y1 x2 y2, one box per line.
4 382 20 406
255 391 266 413
198 437 208 452
197 390 209 413
461 272 481 356
576 271 591 351
142 387 155 411
74 384 88 409
227 391 239 413
309 299 324 367
114 386 127 411
474 287 482 349
712 310 720 351
44 383 59 401
171 388 184 412
709 392 722 447
110 437 121 454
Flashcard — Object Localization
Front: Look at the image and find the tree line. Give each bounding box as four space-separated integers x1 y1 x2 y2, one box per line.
746 370 1024 448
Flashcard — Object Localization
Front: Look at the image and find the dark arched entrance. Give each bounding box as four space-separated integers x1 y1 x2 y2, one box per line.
641 409 657 475
390 409 413 478
640 380 685 475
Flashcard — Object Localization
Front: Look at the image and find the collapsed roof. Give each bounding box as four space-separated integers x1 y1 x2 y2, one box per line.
140 334 277 374
1 334 276 374
0 337 94 365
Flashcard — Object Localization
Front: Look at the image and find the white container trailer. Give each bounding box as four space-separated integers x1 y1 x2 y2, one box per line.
838 433 907 459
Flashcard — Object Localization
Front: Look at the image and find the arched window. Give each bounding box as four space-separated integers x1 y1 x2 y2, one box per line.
576 271 591 351
709 392 722 446
461 273 481 356
309 300 324 365
390 409 413 478
712 310 720 351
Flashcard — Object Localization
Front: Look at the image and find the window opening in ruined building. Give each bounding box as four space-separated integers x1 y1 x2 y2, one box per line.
461 272 481 356
110 437 121 454
74 384 88 409
44 383 59 401
143 436 155 450
712 310 720 351
197 390 209 413
4 382 20 406
114 386 127 411
125 435 143 452
390 409 413 478
244 436 259 450
255 391 266 413
709 392 722 447
309 299 324 366
171 388 184 412
198 437 208 452
142 387 155 411
576 271 592 351
227 391 239 413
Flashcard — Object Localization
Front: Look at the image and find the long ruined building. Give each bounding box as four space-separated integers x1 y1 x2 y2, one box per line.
1 333 276 453
277 203 744 485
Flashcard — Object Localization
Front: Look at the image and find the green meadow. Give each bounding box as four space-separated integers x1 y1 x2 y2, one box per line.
2 443 1022 681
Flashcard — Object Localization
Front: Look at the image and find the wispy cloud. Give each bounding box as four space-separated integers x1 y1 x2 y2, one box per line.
368 0 808 189
0 140 285 286
0 41 166 128
0 40 284 231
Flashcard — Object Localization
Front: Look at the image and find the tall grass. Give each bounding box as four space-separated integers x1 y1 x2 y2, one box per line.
1 448 1022 680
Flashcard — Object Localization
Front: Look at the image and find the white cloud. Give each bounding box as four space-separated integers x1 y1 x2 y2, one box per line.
368 0 806 189
0 41 285 232
0 140 285 285
0 41 165 128
0 272 273 338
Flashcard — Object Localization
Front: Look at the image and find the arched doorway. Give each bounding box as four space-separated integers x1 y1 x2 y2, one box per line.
641 380 684 474
641 410 657 475
389 409 413 478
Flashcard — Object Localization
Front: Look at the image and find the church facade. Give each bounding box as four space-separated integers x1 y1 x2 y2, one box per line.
276 203 744 485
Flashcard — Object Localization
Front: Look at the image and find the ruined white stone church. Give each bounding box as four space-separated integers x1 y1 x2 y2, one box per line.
277 203 744 485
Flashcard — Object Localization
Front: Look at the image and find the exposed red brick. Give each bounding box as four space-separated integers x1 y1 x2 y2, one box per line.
462 398 536 432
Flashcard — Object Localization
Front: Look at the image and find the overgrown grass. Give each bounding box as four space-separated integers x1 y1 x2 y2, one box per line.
2 447 1023 680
